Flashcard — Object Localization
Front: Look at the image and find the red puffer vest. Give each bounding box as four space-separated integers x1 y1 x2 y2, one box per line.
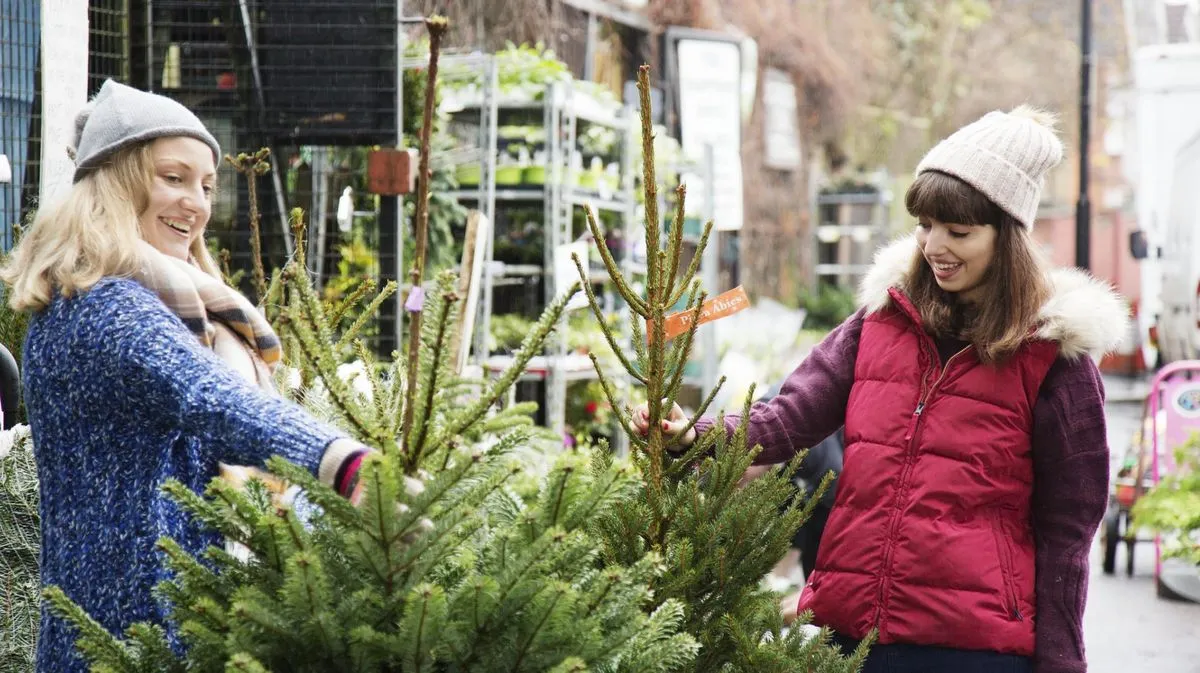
797 288 1059 655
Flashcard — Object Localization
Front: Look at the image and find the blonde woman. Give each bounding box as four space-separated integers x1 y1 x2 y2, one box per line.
638 107 1127 672
1 80 369 673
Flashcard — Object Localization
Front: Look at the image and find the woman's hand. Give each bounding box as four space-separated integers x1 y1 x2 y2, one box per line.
632 400 697 447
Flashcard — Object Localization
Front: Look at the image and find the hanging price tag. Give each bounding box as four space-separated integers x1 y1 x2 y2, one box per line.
647 286 750 343
404 286 425 312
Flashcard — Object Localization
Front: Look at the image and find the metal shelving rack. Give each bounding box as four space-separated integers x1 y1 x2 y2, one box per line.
813 186 891 290
445 77 639 454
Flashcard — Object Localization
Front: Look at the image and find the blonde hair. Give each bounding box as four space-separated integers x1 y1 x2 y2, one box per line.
1 141 221 311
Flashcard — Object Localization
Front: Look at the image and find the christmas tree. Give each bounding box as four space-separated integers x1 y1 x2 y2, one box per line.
0 425 37 673
572 66 871 672
42 17 696 672
42 17 869 673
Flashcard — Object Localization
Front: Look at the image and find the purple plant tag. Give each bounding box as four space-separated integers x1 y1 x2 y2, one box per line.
404 286 425 312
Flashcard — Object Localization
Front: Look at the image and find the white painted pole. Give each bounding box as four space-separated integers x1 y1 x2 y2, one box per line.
39 0 89 203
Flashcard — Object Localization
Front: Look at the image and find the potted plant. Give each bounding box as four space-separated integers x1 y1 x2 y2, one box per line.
522 128 548 185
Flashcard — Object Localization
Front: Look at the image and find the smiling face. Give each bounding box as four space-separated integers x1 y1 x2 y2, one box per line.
915 217 997 302
138 137 216 261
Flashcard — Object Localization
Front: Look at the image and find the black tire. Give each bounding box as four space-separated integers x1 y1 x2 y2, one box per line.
1125 517 1136 578
1102 505 1120 576
0 343 18 429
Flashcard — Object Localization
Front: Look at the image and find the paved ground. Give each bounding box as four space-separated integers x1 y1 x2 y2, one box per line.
1085 380 1200 673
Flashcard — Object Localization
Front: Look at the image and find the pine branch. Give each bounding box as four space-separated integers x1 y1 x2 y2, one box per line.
401 16 449 454
225 653 270 673
663 183 687 302
628 304 649 367
228 588 296 647
264 457 363 525
385 356 408 440
633 71 673 507
218 249 236 286
262 269 285 324
43 586 138 671
588 353 643 451
225 149 272 301
159 480 254 545
154 537 234 606
335 281 398 352
636 66 662 295
283 262 338 347
422 284 576 457
401 584 447 673
668 220 714 307
509 582 567 671
408 280 458 471
558 458 636 531
287 315 383 445
330 279 377 330
663 287 707 403
125 622 185 673
665 377 726 468
582 205 648 316
354 340 388 423
572 253 647 385
280 552 338 655
289 207 307 270
279 268 388 445
394 505 487 594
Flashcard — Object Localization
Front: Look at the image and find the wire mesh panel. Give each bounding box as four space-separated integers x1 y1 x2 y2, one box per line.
254 0 396 144
129 0 265 275
0 0 132 251
0 0 40 249
89 0 131 91
123 0 398 301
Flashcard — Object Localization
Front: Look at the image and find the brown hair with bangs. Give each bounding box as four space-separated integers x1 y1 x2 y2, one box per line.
904 170 1050 364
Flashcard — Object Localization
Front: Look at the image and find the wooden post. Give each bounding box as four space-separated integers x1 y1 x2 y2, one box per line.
451 210 490 374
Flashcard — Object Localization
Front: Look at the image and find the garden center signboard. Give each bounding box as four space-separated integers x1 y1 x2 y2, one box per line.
669 30 745 232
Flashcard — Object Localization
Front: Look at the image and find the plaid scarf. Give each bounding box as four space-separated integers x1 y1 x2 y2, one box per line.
133 240 282 384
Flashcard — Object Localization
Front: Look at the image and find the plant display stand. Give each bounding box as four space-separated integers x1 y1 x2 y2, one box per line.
442 65 641 453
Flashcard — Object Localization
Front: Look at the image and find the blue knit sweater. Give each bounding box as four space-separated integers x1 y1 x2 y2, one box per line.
24 278 343 673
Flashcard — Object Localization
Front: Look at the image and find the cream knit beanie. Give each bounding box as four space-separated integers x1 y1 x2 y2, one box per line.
915 105 1063 229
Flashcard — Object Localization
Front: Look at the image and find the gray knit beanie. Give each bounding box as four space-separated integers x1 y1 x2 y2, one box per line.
915 105 1063 229
70 79 221 182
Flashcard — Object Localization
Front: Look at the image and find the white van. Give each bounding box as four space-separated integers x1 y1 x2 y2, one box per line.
1156 128 1200 363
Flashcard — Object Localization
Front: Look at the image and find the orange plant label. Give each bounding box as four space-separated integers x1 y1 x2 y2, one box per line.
647 286 750 343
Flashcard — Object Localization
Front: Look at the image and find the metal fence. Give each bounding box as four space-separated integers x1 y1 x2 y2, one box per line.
2 0 398 289
0 0 132 251
120 0 398 294
90 0 131 91
0 0 40 249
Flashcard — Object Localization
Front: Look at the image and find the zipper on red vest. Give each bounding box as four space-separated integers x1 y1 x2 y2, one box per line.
904 346 966 440
991 516 1026 622
904 402 924 441
874 344 970 628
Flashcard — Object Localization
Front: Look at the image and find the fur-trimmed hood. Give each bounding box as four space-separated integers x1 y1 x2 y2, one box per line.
857 234 1130 360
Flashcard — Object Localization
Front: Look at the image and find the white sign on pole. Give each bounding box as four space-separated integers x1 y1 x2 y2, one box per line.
676 38 744 231
40 0 89 202
763 67 801 170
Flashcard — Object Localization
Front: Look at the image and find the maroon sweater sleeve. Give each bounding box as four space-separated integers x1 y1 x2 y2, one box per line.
693 308 863 465
1030 355 1110 673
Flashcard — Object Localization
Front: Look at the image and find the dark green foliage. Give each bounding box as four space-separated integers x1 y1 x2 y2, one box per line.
799 284 858 331
575 65 871 672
